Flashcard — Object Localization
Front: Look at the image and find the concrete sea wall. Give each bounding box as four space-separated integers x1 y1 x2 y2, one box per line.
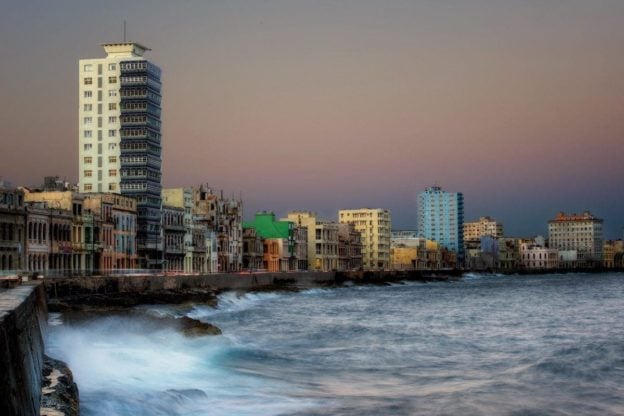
0 282 47 416
45 271 336 300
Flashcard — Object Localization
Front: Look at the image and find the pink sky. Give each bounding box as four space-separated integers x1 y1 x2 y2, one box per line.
1 0 623 236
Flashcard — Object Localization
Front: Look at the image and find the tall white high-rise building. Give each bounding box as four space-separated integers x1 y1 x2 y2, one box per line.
78 42 163 267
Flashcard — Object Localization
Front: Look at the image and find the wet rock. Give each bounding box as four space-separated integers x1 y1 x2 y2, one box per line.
177 316 222 337
40 355 79 416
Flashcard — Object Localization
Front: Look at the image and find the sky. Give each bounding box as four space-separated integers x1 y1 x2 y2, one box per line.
1 0 623 238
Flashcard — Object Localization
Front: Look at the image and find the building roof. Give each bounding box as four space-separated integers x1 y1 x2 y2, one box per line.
243 212 291 239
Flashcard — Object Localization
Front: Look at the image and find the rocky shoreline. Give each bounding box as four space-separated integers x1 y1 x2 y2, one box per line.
40 355 79 416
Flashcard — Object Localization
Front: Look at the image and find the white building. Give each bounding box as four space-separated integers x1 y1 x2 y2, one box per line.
520 242 559 270
78 42 163 268
548 211 603 268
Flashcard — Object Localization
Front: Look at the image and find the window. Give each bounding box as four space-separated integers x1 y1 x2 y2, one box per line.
84 170 93 177
83 64 93 72
108 169 117 177
108 130 116 137
83 117 92 125
108 63 116 71
84 156 92 164
84 77 93 85
108 156 117 163
108 103 117 111
83 104 92 112
108 143 116 150
84 90 93 98
84 130 92 138
108 76 117 84
109 183 116 191
108 89 117 97
108 116 117 123
84 144 92 151
84 184 93 191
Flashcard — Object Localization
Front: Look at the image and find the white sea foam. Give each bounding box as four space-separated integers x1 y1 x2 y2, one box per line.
46 312 319 416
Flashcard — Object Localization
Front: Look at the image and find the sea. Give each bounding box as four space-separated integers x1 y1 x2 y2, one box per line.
46 273 624 416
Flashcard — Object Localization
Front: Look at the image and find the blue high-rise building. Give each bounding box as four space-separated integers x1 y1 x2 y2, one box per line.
417 186 464 261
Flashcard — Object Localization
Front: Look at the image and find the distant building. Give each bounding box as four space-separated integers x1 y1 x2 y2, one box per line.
497 238 520 271
84 193 138 271
463 216 503 241
292 224 308 271
418 186 464 263
520 238 558 270
192 185 242 272
162 204 185 272
465 235 499 270
0 185 26 273
337 223 363 271
243 212 294 272
22 190 90 273
242 227 264 270
603 240 624 269
286 211 338 271
339 208 391 270
548 211 603 268
78 42 163 268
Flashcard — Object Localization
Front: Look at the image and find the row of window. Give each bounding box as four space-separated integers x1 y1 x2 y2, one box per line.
120 156 147 163
83 105 119 116
83 143 117 151
84 170 117 177
83 63 116 72
120 62 147 71
84 130 117 138
83 90 118 99
84 76 117 85
83 183 116 192
83 156 117 164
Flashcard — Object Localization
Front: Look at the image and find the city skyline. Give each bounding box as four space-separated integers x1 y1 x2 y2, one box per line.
1 0 623 237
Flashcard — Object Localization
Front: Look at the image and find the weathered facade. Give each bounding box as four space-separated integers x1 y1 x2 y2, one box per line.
242 227 264 270
338 223 363 271
162 204 185 272
0 185 26 273
548 211 603 268
286 211 338 272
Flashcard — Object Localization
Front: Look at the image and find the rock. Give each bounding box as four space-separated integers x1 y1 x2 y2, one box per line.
47 288 218 313
40 355 79 416
177 316 222 337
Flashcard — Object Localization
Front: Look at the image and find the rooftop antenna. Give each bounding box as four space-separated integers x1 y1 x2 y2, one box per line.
123 20 127 42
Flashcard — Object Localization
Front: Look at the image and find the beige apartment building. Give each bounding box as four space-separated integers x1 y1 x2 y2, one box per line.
286 211 338 271
463 216 503 241
548 211 603 267
339 208 391 270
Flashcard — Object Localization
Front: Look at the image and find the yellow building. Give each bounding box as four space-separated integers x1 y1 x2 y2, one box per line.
463 216 503 241
285 211 338 271
339 208 391 270
390 246 418 270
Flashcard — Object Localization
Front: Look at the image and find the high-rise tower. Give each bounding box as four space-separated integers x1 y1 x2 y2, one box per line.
418 186 464 261
78 43 163 267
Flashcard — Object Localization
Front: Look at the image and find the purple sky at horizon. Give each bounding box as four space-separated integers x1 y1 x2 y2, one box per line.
1 0 623 237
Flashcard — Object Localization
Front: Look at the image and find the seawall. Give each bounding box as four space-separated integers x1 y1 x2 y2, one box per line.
44 270 459 311
0 282 47 416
